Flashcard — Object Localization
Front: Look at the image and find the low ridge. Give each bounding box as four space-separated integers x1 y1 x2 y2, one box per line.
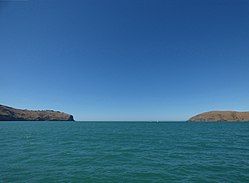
0 104 74 121
189 111 249 122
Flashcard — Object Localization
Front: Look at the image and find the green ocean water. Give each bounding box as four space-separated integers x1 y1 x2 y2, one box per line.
1 121 249 182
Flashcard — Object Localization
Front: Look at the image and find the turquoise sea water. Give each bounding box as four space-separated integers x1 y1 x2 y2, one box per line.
1 122 249 182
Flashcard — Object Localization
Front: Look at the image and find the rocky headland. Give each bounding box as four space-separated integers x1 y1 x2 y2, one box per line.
0 104 74 121
189 111 249 122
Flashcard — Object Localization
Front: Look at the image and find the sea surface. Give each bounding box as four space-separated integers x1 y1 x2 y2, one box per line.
1 121 249 182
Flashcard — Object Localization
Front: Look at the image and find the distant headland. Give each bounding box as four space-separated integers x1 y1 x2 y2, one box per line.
189 111 249 122
0 104 74 121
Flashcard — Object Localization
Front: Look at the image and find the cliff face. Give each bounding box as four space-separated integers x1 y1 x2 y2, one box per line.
0 104 74 121
189 111 249 122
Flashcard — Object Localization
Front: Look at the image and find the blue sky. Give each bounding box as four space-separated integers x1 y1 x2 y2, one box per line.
1 0 249 121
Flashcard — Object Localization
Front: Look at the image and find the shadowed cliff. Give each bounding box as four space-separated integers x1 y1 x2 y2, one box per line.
0 104 74 121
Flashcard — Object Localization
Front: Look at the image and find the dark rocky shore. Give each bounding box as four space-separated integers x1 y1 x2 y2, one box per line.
189 111 249 122
0 104 74 121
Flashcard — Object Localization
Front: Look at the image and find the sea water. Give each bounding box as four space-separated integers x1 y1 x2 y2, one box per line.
1 121 249 182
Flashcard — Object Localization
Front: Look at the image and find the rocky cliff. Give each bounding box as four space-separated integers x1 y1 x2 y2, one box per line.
189 111 249 122
0 104 74 121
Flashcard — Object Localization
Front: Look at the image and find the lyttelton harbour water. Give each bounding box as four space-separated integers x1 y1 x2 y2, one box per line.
1 122 249 182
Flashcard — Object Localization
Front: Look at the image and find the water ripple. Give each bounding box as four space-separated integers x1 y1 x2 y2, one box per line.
1 122 249 182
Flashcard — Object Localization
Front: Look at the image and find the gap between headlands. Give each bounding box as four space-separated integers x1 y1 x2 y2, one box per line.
1 104 249 122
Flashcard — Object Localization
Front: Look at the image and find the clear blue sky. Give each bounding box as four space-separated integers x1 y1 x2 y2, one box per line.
1 0 249 121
